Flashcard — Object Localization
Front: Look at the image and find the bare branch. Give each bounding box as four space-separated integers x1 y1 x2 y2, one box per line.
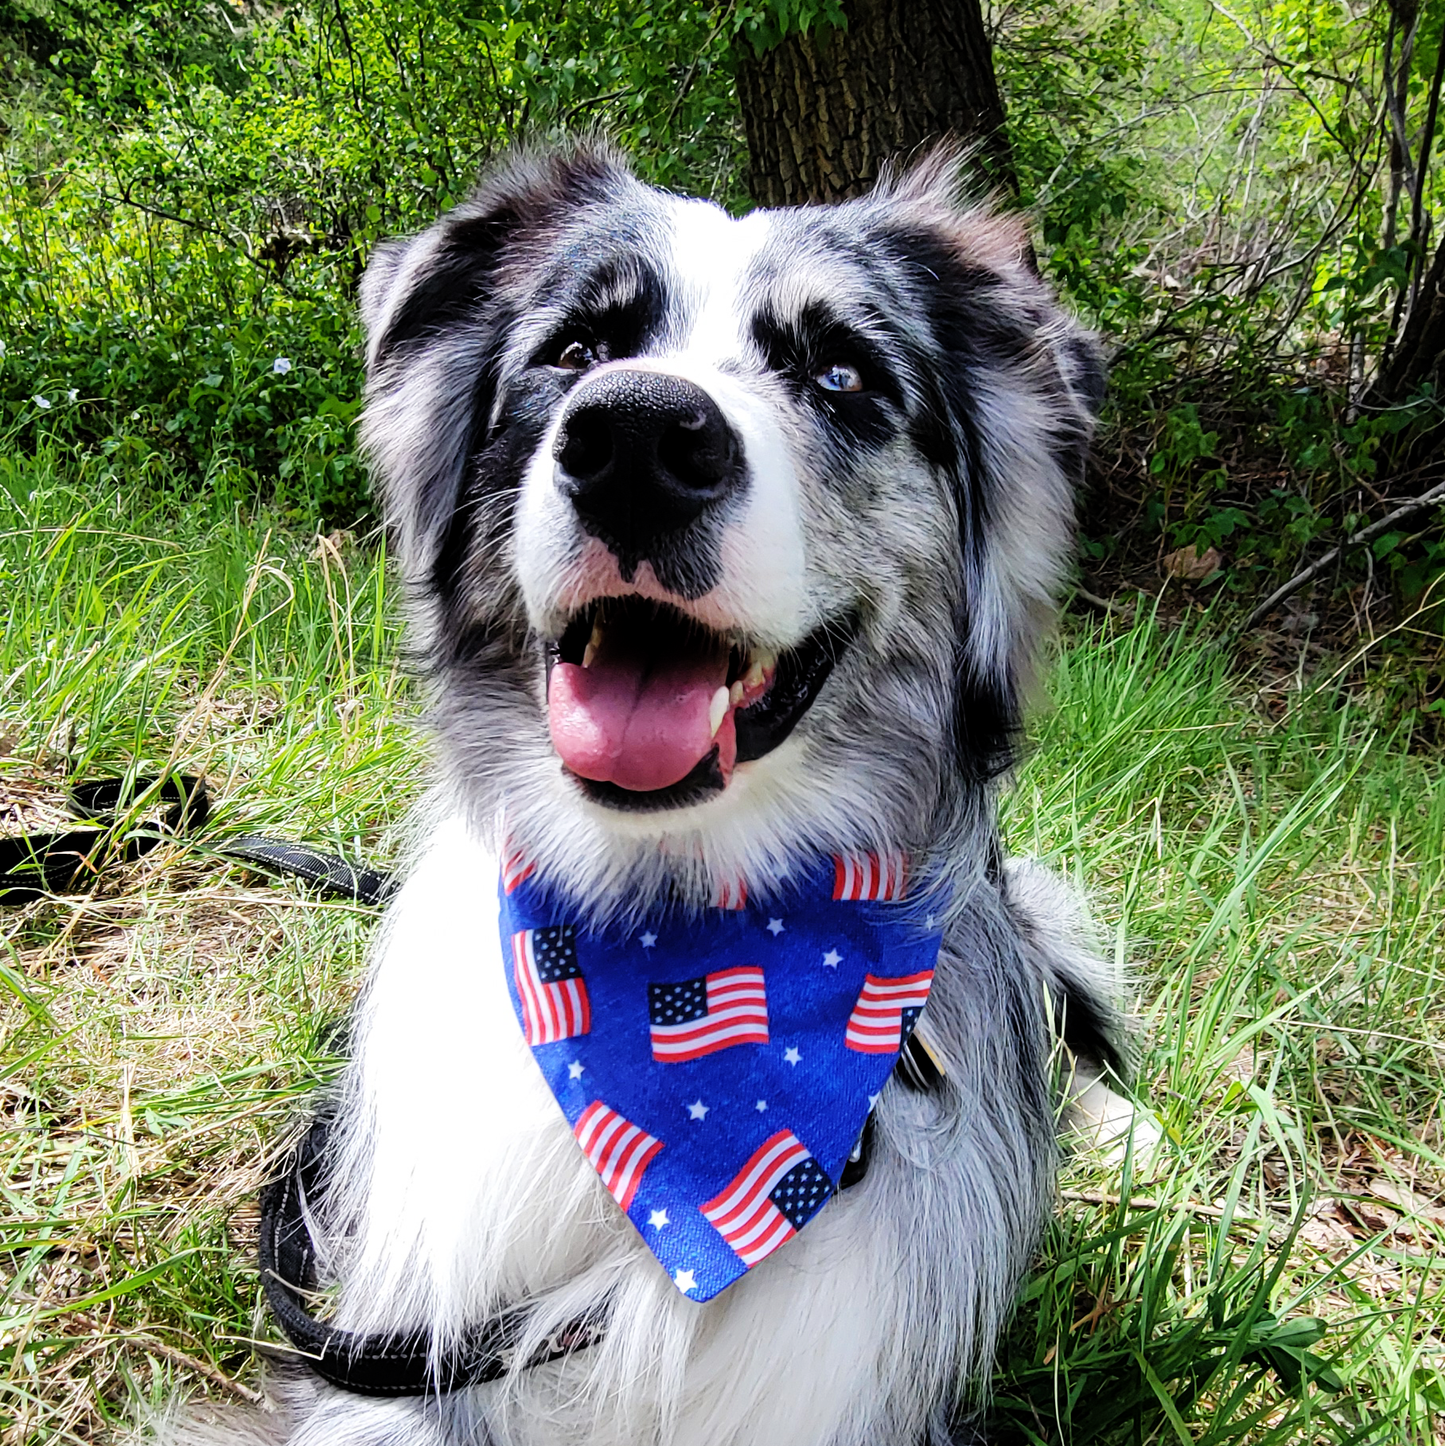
1245 476 1445 629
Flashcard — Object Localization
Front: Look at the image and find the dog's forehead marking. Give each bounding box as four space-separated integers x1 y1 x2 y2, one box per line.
668 207 922 389
664 199 770 360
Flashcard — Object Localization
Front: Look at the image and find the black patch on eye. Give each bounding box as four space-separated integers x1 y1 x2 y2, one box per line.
531 255 669 372
428 333 538 606
375 152 628 366
365 145 644 597
873 230 1040 559
750 301 901 451
431 250 670 604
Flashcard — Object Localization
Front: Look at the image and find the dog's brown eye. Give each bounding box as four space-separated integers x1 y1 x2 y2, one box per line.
555 340 598 371
816 363 863 393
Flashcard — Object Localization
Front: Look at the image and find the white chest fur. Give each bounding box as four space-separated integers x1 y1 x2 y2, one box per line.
325 818 916 1446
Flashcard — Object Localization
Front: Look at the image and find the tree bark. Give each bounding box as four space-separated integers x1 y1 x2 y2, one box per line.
1377 233 1445 406
732 0 1015 208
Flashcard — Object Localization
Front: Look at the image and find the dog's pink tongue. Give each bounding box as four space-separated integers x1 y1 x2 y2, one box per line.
549 640 730 793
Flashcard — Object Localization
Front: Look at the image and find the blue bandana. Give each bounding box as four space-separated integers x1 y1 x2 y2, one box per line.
498 851 945 1302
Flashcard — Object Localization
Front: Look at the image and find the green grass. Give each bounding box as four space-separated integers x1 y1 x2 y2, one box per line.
997 622 1445 1443
2 453 1443 1443
0 450 418 1440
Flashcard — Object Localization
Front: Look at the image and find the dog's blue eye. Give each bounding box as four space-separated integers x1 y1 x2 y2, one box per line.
816 363 863 393
554 340 598 371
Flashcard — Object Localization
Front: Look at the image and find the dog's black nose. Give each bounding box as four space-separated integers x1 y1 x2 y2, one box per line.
554 370 743 559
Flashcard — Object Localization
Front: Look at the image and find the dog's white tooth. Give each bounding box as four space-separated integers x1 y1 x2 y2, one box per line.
729 680 745 707
582 618 604 668
743 648 776 689
709 686 729 738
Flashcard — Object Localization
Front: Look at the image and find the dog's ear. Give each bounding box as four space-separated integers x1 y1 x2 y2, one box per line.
358 143 635 583
359 142 631 369
355 238 413 361
863 146 1106 780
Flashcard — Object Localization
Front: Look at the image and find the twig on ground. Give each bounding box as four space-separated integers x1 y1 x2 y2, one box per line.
1245 476 1445 628
1073 586 1134 617
68 1313 263 1403
131 1333 265 1404
1060 1188 1288 1236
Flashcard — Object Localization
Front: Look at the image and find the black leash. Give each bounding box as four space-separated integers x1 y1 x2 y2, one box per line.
222 833 394 908
0 775 394 907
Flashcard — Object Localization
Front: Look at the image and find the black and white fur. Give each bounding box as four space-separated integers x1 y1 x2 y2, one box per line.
163 143 1147 1446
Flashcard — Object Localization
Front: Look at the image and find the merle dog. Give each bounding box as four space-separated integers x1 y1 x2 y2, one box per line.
164 142 1144 1446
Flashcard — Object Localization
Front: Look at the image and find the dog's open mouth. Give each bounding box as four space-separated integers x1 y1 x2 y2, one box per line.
544 598 855 810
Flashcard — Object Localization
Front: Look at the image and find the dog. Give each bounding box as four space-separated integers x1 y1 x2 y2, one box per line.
164 140 1141 1446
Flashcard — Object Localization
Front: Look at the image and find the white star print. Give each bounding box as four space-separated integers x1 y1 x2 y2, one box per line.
783 1046 801 1066
925 914 936 929
756 1099 768 1111
640 931 658 949
822 949 842 968
766 917 785 936
688 1098 710 1120
567 1060 584 1079
868 1092 880 1108
649 1208 670 1229
674 1268 697 1294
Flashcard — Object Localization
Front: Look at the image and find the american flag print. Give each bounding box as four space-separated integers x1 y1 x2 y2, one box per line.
712 876 747 909
512 925 590 1045
648 966 769 1062
702 1130 833 1265
573 1101 663 1213
502 844 535 895
832 851 909 902
844 969 934 1053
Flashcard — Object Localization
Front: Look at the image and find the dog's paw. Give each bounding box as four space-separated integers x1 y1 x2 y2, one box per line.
1061 1064 1164 1177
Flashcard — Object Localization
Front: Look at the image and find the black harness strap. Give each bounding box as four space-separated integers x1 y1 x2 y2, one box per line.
258 1120 605 1395
2 777 961 1394
259 1029 945 1397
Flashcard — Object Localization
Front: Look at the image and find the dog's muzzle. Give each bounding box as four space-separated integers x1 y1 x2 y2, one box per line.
553 369 743 593
542 367 857 811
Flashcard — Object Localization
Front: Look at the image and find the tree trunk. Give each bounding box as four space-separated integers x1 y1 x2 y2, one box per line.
1377 232 1445 407
732 0 1015 208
